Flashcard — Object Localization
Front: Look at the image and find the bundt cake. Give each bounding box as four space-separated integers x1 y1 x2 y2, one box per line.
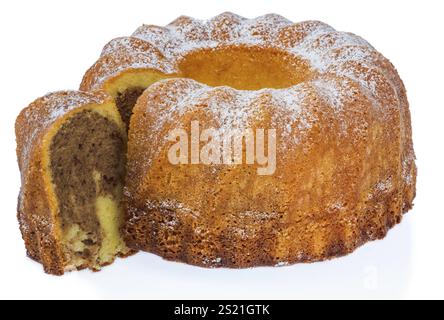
80 13 416 267
16 13 416 273
15 91 130 275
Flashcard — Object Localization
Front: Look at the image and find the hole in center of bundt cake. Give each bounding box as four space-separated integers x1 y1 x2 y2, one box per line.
178 46 311 90
110 47 311 130
50 110 126 268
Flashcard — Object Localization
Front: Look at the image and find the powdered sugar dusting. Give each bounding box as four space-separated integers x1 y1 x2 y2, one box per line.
83 12 388 101
376 178 393 192
17 91 108 176
131 13 293 59
311 77 358 111
138 78 324 157
145 198 200 219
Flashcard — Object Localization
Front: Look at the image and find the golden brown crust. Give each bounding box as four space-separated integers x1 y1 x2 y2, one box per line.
19 13 416 271
15 91 124 275
123 75 416 268
76 13 416 268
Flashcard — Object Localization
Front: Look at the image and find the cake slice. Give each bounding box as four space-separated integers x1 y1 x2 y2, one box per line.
15 91 131 275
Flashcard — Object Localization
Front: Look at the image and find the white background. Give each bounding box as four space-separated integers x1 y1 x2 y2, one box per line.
0 0 443 300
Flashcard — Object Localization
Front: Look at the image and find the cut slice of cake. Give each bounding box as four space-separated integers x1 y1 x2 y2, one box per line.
15 91 131 275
